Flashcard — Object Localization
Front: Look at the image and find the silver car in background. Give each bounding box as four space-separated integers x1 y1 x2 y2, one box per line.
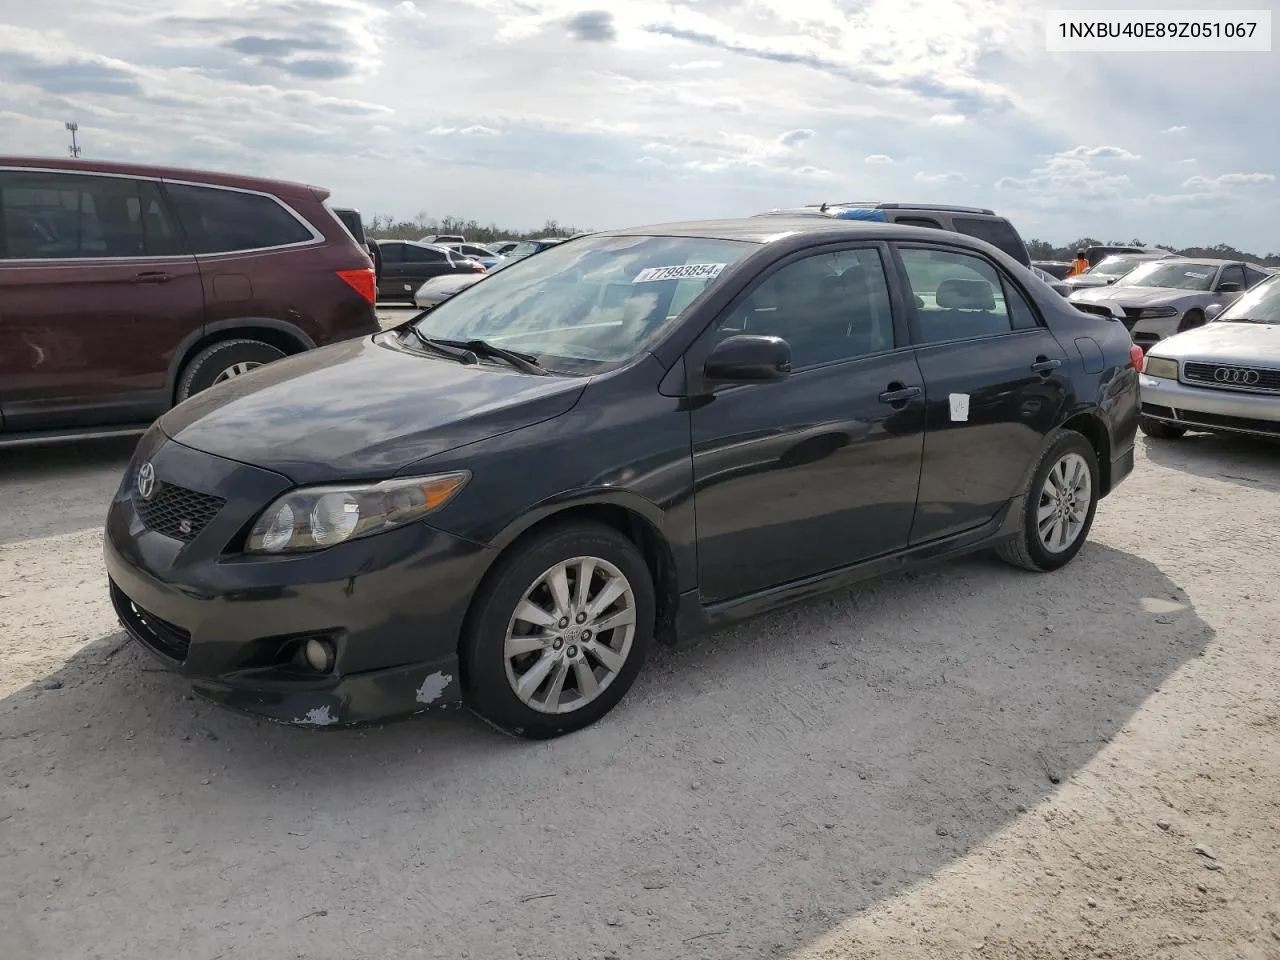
1060 251 1175 291
1069 258 1273 351
1138 275 1280 440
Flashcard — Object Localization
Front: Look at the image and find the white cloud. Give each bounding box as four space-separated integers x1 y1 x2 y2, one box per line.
914 171 965 184
777 128 815 147
1056 145 1141 161
928 113 966 126
1162 125 1188 133
1182 172 1275 189
864 154 894 164
1179 158 1197 164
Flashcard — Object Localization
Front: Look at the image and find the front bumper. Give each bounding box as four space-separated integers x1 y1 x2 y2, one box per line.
1139 374 1280 437
103 431 497 726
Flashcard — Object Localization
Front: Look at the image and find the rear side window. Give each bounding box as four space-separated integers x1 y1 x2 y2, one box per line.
899 247 1017 344
165 183 314 254
894 216 945 229
1243 265 1270 288
403 244 446 263
951 216 1029 265
378 243 403 263
0 171 182 259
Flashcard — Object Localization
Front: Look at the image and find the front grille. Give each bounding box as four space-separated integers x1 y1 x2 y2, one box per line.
110 582 192 663
1142 403 1280 437
133 482 225 542
1182 361 1280 394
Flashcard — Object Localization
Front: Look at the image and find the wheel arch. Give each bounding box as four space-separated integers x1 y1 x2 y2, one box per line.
459 492 682 666
1016 408 1114 501
167 318 317 404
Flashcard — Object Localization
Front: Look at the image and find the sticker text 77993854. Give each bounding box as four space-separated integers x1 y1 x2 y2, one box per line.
632 263 727 283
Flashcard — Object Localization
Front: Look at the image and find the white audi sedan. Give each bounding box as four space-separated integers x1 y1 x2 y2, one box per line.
1138 274 1280 440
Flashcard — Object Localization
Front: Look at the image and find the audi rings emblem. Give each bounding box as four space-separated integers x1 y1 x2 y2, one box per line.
1213 366 1260 386
136 462 157 500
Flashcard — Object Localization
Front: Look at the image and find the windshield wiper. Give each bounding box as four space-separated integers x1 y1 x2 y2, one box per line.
433 338 548 376
406 326 480 364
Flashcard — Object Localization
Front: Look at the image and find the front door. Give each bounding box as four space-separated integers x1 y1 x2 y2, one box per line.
893 244 1074 544
0 170 203 432
689 244 926 603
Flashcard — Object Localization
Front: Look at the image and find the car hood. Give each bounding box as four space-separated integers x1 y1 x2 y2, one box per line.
1150 320 1280 364
159 334 587 484
421 273 484 294
1069 285 1206 307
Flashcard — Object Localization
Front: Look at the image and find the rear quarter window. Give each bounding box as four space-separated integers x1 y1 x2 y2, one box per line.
951 216 1030 266
165 183 314 254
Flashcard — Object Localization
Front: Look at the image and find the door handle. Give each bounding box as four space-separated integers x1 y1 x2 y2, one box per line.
878 383 922 406
1031 357 1062 375
132 271 171 284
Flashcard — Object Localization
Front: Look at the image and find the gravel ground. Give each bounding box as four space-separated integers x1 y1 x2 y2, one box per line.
1 431 1278 960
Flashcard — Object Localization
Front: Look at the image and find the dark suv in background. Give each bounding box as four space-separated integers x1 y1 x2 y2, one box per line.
0 157 379 447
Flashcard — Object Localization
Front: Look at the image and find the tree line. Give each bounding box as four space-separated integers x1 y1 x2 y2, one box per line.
1026 237 1280 266
365 214 1280 267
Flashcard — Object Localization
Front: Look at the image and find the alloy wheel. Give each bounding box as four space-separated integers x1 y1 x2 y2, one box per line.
503 556 637 715
1037 452 1092 554
212 362 263 384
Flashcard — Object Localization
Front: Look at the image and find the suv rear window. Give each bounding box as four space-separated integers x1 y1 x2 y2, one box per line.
0 171 182 259
165 183 314 254
951 216 1029 266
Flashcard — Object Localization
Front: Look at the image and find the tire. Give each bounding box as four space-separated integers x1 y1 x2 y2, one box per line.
461 521 655 739
176 340 287 402
1139 416 1186 440
1178 308 1205 333
996 430 1100 573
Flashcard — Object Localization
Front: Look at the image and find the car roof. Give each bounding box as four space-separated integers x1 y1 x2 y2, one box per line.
0 154 327 199
597 216 1009 252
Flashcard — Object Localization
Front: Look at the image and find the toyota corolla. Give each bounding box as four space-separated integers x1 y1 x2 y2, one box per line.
105 217 1139 739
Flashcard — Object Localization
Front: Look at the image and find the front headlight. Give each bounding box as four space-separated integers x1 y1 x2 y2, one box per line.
246 472 470 554
1143 355 1178 379
1137 306 1178 318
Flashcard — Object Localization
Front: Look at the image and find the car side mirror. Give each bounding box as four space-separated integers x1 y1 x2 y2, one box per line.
1205 302 1226 320
1216 281 1242 293
704 335 792 384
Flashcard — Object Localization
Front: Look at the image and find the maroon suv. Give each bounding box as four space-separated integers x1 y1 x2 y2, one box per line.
0 156 379 446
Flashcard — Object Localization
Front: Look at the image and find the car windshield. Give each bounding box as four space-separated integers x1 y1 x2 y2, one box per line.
1215 276 1280 324
1090 255 1145 278
503 241 541 258
411 234 755 369
1114 261 1216 291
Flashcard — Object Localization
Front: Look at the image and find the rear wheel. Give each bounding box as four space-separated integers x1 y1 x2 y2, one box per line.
176 339 287 402
1139 416 1186 440
461 521 654 739
996 430 1099 572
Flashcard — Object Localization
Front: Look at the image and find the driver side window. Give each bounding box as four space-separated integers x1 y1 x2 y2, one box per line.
1218 264 1246 290
712 249 895 370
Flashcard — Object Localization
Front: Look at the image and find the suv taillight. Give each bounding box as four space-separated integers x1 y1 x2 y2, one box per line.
337 268 376 305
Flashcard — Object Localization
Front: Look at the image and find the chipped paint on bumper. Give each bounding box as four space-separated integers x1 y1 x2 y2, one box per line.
189 658 463 728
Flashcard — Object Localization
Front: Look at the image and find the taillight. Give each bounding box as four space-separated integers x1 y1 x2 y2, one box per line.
1129 343 1144 369
471 262 487 273
337 268 376 305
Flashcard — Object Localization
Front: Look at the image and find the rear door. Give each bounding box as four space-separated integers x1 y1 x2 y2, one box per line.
0 169 203 432
375 242 404 298
398 244 453 296
893 242 1072 545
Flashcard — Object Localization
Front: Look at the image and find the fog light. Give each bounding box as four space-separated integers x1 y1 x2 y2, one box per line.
303 638 336 673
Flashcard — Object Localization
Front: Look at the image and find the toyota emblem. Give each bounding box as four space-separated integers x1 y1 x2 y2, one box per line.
1213 366 1260 386
136 462 156 500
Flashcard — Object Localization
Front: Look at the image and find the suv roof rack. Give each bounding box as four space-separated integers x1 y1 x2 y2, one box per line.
809 202 997 215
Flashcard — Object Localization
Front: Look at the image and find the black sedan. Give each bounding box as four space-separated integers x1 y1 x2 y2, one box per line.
104 217 1140 738
372 239 486 302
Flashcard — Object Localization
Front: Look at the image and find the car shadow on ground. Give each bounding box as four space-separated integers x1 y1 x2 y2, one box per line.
1140 432 1280 493
0 436 138 545
1 541 1211 960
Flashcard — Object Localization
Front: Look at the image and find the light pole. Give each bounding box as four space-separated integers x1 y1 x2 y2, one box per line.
66 121 81 158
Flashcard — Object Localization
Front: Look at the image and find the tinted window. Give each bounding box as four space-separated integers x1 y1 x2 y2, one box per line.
403 244 447 263
1002 277 1040 330
899 247 1015 344
951 216 1029 265
1218 264 1246 289
165 183 313 253
0 171 181 259
714 249 896 368
1243 265 1270 288
377 242 403 263
895 216 944 229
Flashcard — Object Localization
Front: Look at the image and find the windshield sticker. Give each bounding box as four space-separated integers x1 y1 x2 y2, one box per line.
1185 271 1209 278
633 263 727 283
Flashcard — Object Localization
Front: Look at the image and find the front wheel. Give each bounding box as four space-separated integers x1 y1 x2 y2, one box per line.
461 522 655 739
996 430 1100 572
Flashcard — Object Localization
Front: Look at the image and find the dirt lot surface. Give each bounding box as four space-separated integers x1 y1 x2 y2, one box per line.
2 433 1278 960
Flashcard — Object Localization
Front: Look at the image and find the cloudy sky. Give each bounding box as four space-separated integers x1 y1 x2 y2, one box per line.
1 0 1276 251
